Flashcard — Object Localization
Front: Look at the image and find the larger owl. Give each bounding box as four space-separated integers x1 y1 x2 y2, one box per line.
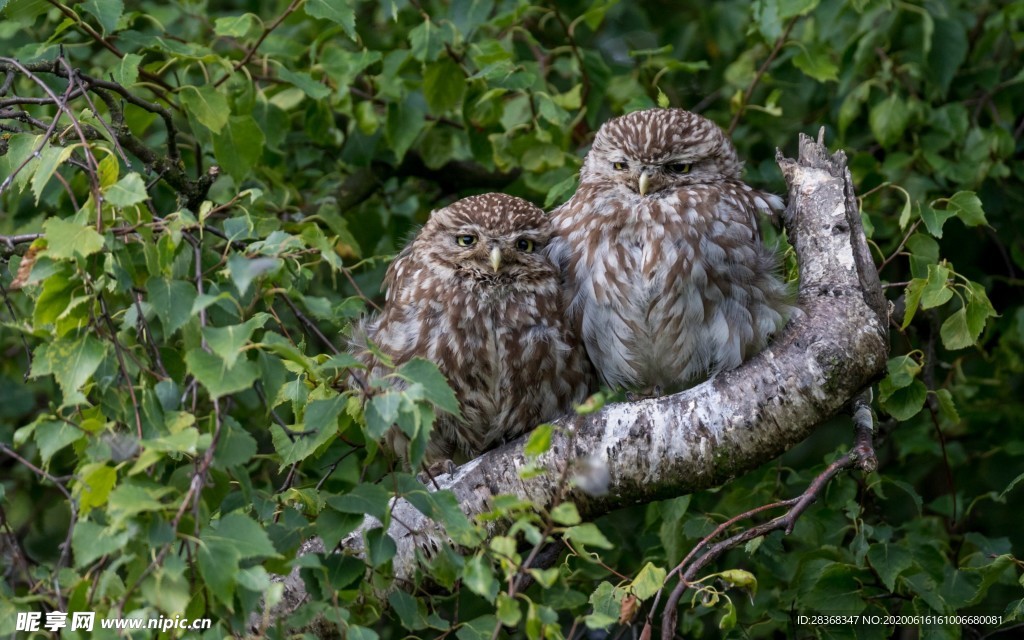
357 193 592 466
549 108 793 393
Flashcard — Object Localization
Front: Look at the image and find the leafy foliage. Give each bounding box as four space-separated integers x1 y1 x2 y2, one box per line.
1 0 1022 638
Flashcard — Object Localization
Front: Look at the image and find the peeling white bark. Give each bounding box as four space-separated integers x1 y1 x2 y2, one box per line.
270 131 889 621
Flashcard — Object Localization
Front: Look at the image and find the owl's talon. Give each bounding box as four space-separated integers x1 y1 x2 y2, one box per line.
417 459 457 485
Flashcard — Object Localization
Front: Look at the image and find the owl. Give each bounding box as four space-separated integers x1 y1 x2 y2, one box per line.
549 108 793 394
357 193 592 467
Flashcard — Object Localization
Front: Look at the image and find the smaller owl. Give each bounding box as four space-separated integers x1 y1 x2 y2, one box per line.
549 108 793 394
356 193 592 467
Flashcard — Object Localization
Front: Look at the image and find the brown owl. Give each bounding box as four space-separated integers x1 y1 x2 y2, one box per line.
549 108 793 394
358 193 592 466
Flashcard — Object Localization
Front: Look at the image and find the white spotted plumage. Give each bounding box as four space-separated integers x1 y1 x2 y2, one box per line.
549 108 793 393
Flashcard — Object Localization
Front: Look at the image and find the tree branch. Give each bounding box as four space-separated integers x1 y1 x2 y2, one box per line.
270 130 889 625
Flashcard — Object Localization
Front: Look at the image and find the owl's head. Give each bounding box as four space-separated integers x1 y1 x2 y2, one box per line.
580 108 744 197
419 193 555 283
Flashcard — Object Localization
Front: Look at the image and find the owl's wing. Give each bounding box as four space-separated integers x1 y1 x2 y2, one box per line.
381 241 417 304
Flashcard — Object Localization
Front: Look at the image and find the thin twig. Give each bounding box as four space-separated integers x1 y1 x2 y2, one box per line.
116 397 225 615
98 294 144 438
0 443 78 606
878 219 922 273
214 0 304 88
656 391 876 639
42 0 174 97
727 17 798 136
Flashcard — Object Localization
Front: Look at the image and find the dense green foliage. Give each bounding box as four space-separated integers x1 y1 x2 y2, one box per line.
1 0 1022 637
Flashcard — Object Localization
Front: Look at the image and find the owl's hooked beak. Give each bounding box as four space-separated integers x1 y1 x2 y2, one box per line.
638 170 652 196
489 246 502 272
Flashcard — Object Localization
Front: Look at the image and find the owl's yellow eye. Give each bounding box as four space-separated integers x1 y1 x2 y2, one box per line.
612 161 628 171
667 162 692 174
456 235 477 247
516 238 535 252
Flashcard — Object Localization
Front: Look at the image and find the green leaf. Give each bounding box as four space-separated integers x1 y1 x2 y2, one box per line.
146 277 197 335
328 482 390 522
892 184 913 229
496 592 522 627
524 423 553 457
112 53 142 87
213 13 259 37
934 388 960 424
920 264 952 309
277 67 331 100
107 482 172 523
202 314 268 369
33 419 84 465
629 562 667 600
792 45 838 82
945 191 987 227
32 269 75 326
271 395 347 465
365 527 397 567
321 554 367 590
902 278 927 329
656 86 670 108
463 554 498 602
920 202 956 239
389 590 429 630
883 355 921 391
564 523 614 550
304 0 356 38
72 520 130 567
550 502 581 526
396 357 461 416
213 115 266 181
316 509 364 551
455 615 498 640
867 544 915 591
385 97 427 163
869 94 910 148
226 255 281 296
31 142 76 204
965 281 997 339
179 85 230 134
879 379 928 420
365 392 401 439
779 0 820 18
718 600 737 630
528 567 560 588
104 171 149 207
43 217 104 261
409 17 454 62
423 58 466 113
926 18 968 98
81 0 122 34
212 418 258 468
940 308 974 350
798 562 867 614
184 348 259 399
73 463 117 514
30 335 107 406
396 479 480 546
198 512 280 606
906 233 939 279
586 582 623 629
